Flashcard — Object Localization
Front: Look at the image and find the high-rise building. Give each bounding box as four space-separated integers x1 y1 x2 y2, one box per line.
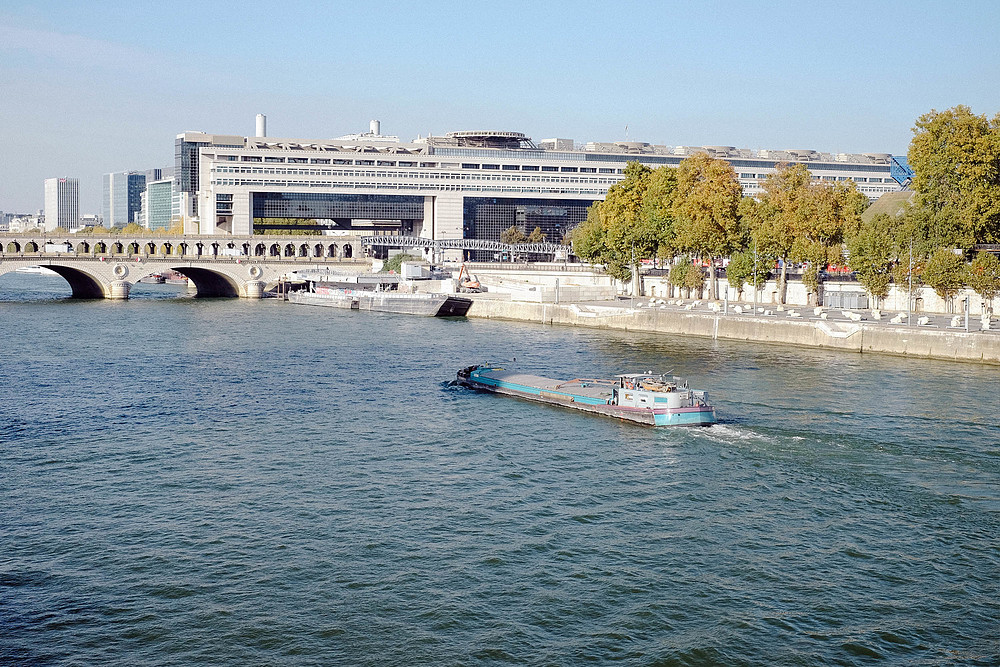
102 171 147 227
142 179 174 230
43 177 79 231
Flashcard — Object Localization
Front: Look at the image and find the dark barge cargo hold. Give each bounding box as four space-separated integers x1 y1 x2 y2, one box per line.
457 364 717 426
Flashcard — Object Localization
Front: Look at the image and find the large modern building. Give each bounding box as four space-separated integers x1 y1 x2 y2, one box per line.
141 178 174 230
173 119 904 255
43 177 79 231
102 171 148 227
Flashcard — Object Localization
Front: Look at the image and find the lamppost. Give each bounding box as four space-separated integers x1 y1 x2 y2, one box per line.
907 238 913 327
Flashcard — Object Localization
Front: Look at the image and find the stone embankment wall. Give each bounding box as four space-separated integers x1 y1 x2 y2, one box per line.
466 299 1000 365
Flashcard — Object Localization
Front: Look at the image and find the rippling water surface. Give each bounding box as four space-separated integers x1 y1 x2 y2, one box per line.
1 274 998 665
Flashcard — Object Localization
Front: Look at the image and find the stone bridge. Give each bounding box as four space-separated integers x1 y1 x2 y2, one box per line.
0 233 370 299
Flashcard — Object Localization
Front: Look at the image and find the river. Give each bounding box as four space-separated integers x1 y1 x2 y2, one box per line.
1 274 998 665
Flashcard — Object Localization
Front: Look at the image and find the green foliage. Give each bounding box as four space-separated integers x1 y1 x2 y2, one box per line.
966 252 1000 312
121 223 146 235
847 213 896 301
725 250 769 299
922 247 966 303
672 153 742 259
908 105 1000 246
382 253 420 274
602 162 654 260
568 163 676 284
668 258 705 292
254 218 321 235
527 226 546 243
568 204 608 263
500 226 528 244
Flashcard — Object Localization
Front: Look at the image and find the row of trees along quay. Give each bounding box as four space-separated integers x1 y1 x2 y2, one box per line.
568 105 1000 315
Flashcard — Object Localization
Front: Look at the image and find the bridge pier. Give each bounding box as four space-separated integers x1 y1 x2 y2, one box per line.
244 280 264 299
109 280 131 300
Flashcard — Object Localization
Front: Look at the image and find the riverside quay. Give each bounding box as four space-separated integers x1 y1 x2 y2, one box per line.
174 118 908 259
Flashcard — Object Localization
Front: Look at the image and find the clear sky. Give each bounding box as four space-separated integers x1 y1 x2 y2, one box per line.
2 0 998 214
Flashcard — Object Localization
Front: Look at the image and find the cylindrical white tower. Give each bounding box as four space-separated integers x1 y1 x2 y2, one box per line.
256 114 267 138
369 119 380 136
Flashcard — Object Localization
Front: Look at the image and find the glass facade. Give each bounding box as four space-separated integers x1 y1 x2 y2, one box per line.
251 192 424 233
147 180 173 230
102 172 147 227
462 196 595 260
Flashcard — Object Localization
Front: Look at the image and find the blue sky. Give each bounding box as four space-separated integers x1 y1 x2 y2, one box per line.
2 0 998 213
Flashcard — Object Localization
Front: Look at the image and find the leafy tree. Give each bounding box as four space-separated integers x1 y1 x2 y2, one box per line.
668 258 705 297
527 226 546 243
500 226 528 244
641 166 680 263
122 222 145 235
671 153 742 299
908 105 1000 246
966 252 1000 316
743 163 810 303
602 162 653 292
847 213 896 306
790 181 867 300
922 247 966 311
382 253 421 274
725 250 770 301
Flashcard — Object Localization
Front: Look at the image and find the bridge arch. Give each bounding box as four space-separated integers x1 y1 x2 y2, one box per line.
343 243 353 259
269 243 280 257
95 241 107 254
76 241 90 253
255 243 266 257
161 243 172 255
7 241 21 253
328 243 338 258
111 242 124 255
284 243 295 257
171 266 239 298
25 241 38 252
39 265 106 298
298 243 309 257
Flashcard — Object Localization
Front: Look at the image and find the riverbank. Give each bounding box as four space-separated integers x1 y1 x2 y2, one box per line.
466 297 1000 365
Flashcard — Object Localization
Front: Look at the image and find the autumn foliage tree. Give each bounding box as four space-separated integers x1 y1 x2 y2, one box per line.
671 153 742 299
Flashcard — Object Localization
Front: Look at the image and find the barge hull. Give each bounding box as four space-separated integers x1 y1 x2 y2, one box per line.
460 374 716 427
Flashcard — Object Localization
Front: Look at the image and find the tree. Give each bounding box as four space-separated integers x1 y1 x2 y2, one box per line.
641 166 680 264
847 213 896 306
725 250 770 301
922 247 966 311
744 163 811 303
382 253 421 274
790 180 867 300
122 222 145 235
500 226 528 244
908 105 1000 246
527 226 546 243
966 252 1000 316
602 162 653 293
668 258 705 298
672 153 742 299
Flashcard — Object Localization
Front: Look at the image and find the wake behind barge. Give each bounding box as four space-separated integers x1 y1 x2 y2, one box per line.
457 364 716 427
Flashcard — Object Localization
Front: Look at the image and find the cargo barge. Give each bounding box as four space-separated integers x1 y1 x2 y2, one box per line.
289 285 473 317
457 364 716 426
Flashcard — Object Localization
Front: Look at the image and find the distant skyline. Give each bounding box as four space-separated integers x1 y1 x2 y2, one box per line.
2 0 999 213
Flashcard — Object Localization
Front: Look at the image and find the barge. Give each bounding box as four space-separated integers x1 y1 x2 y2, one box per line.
457 364 716 426
289 285 473 317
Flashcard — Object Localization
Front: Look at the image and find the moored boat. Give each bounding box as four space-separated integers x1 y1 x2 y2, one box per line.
289 285 473 317
456 364 716 426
